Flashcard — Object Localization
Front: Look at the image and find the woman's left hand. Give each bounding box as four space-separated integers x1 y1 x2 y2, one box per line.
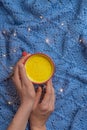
12 54 35 107
7 54 36 130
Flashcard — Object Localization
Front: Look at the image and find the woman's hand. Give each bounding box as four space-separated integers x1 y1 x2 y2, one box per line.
30 79 55 130
7 54 36 130
12 54 35 107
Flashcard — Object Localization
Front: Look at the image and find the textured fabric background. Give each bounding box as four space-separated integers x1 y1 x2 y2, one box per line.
0 0 87 130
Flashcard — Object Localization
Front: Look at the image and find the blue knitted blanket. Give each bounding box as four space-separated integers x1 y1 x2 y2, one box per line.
0 0 87 130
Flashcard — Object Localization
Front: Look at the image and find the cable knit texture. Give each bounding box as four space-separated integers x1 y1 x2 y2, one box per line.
0 0 87 130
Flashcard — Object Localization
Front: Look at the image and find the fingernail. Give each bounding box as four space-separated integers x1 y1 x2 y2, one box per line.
22 51 28 56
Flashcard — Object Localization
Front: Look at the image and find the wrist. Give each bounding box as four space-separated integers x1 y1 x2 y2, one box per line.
30 125 46 130
20 102 32 114
21 100 33 109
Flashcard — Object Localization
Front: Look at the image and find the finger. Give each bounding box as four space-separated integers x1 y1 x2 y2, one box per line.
52 87 55 106
18 53 31 64
33 87 42 109
41 79 52 104
12 53 31 90
15 53 31 84
18 63 33 87
12 63 21 90
49 86 55 112
46 79 53 94
47 79 53 87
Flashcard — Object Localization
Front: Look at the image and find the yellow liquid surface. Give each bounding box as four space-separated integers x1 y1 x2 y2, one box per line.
25 54 54 83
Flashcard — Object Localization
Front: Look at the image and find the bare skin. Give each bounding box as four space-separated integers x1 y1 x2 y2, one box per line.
7 54 55 130
30 80 55 130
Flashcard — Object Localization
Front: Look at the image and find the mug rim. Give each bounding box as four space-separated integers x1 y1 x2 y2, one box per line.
24 52 55 84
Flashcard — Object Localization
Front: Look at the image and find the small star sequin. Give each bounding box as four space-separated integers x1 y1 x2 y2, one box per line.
40 16 43 19
2 30 7 35
79 39 83 43
13 31 17 37
59 88 64 93
28 27 31 32
13 49 17 53
45 38 50 44
9 66 13 70
61 22 64 26
3 54 6 57
8 101 12 105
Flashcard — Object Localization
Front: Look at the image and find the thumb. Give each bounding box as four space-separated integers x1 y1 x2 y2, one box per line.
33 87 42 108
19 63 32 84
19 63 34 90
19 63 28 81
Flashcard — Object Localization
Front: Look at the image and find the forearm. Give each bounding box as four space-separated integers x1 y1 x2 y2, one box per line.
7 103 32 130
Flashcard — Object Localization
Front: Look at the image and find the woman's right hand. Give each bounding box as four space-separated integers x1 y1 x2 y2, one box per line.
30 79 55 130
